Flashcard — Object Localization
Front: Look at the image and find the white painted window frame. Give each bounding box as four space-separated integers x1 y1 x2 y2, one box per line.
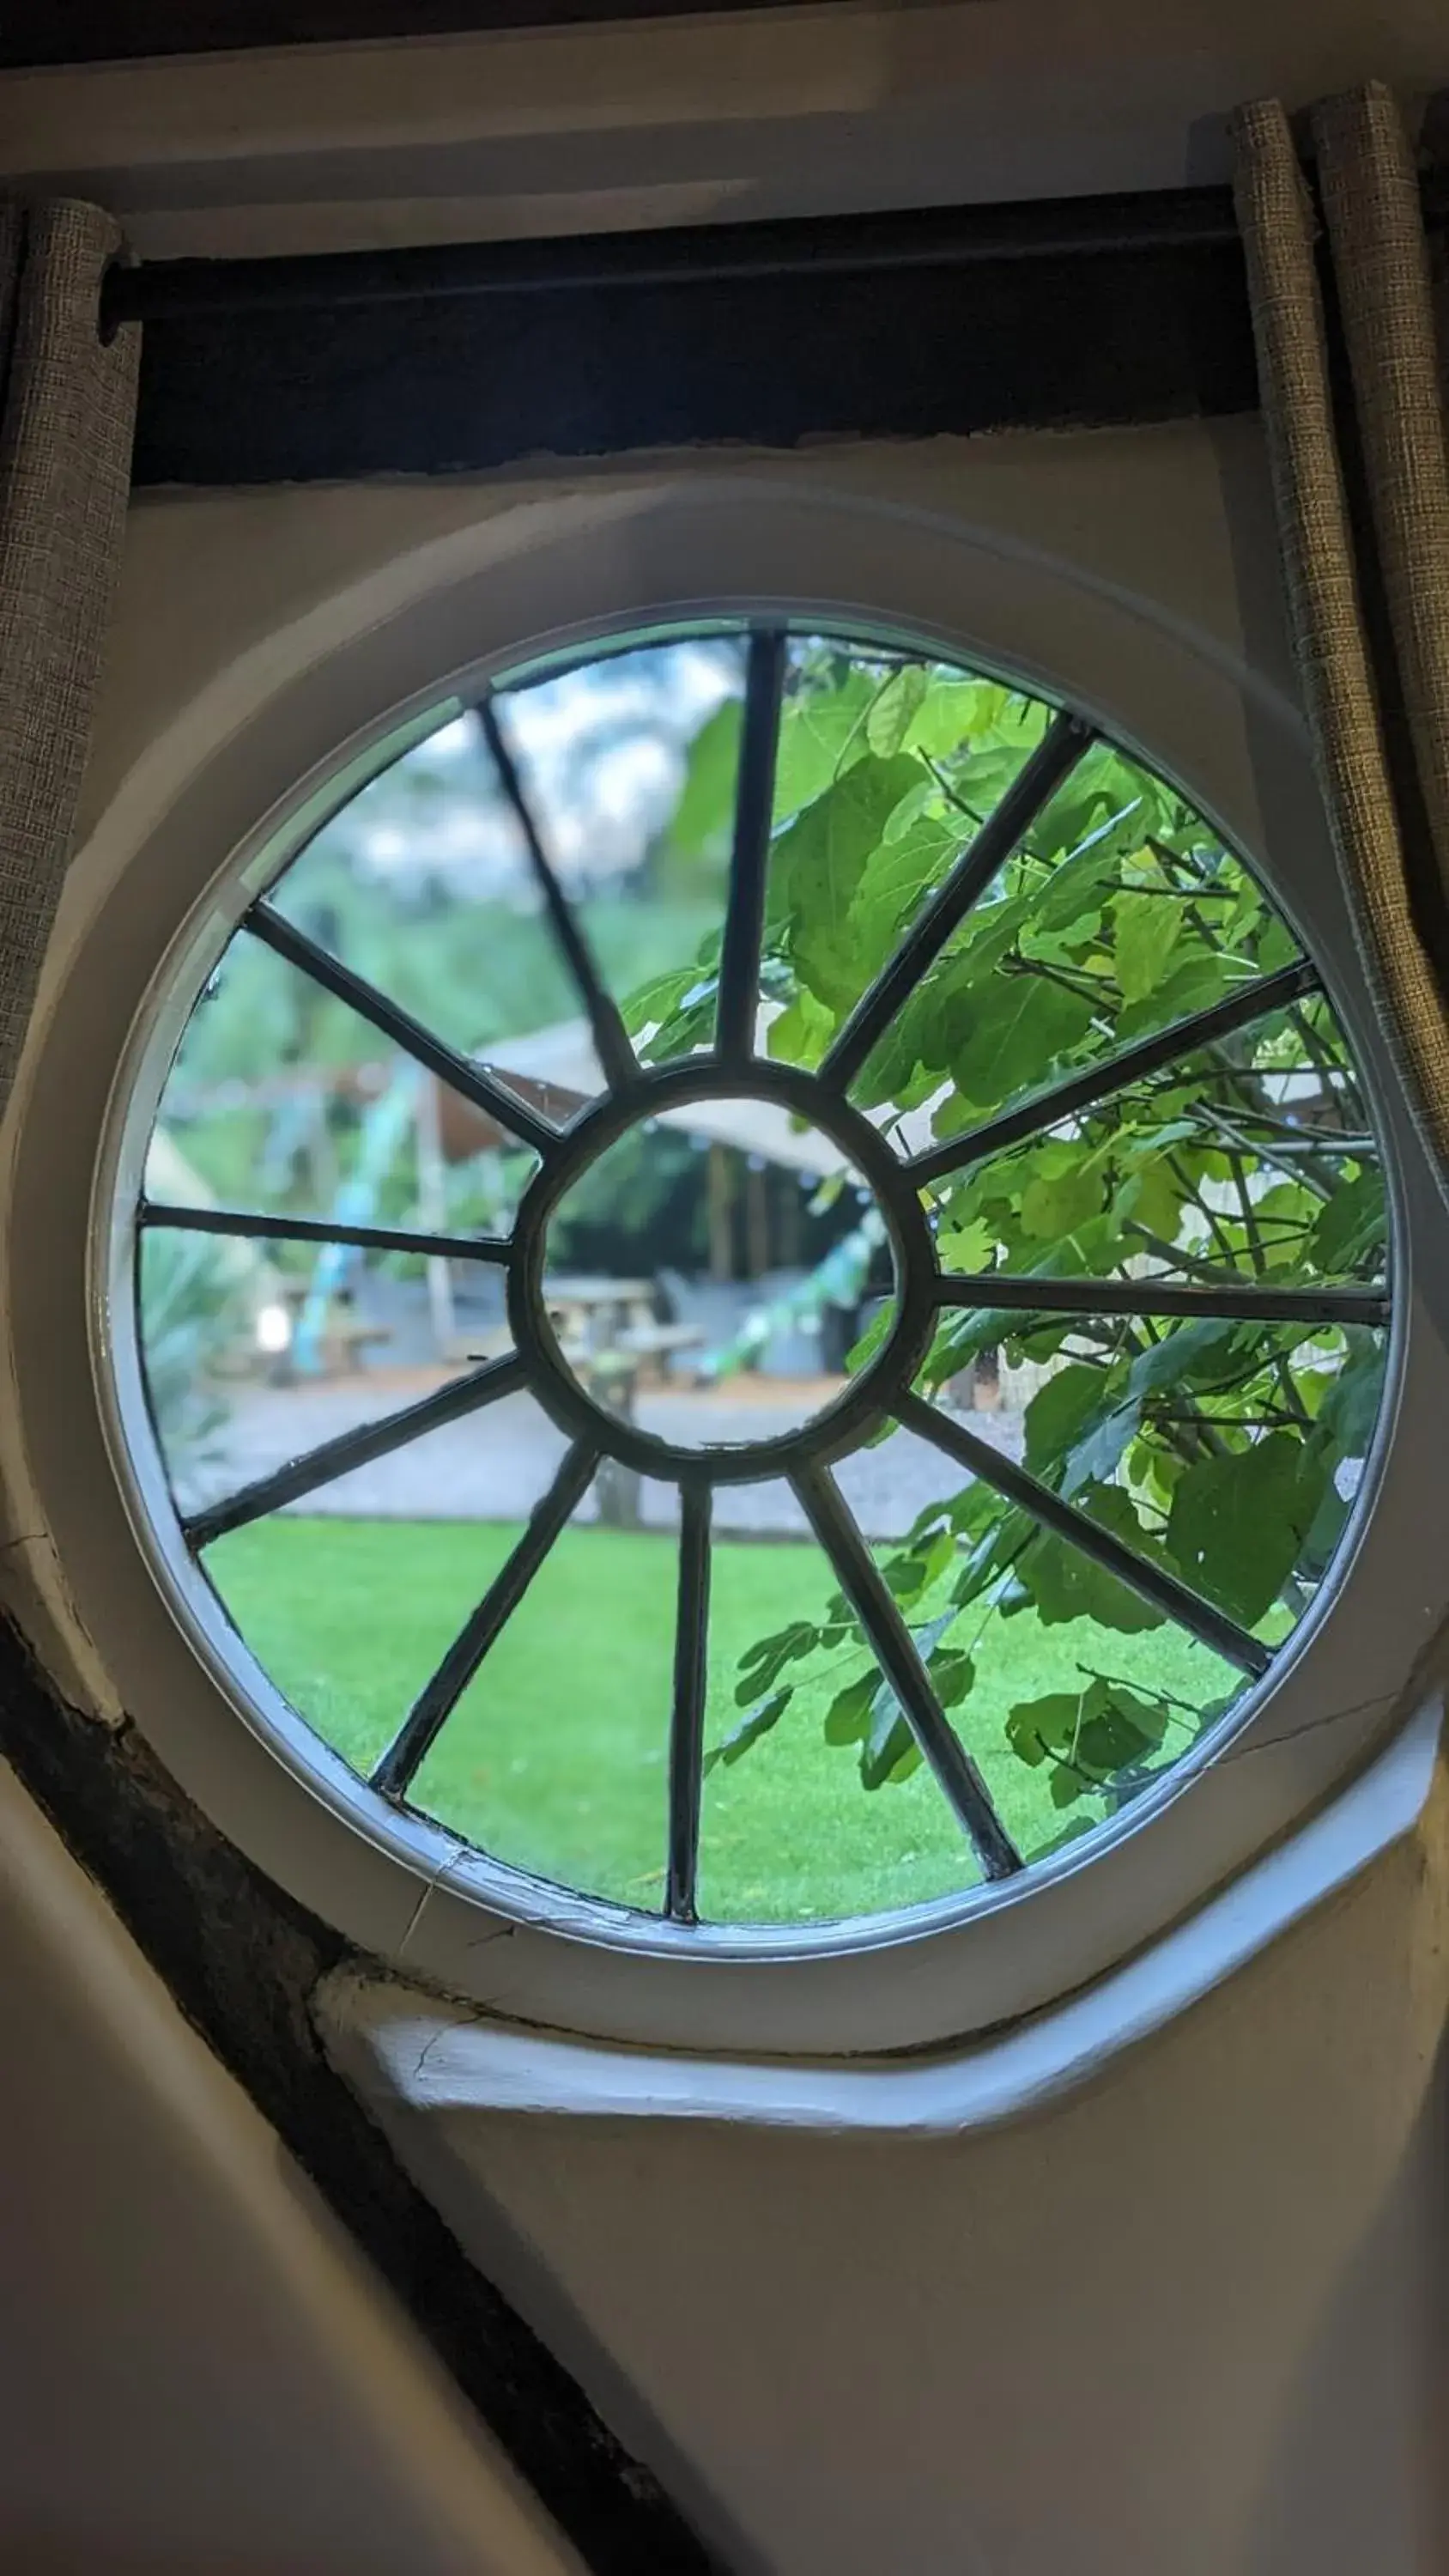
3 475 1445 2063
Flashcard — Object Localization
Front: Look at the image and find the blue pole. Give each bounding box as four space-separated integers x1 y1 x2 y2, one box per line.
293 1066 424 1373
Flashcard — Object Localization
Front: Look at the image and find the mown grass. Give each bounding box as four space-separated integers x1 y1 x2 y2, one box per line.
208 1516 1240 1923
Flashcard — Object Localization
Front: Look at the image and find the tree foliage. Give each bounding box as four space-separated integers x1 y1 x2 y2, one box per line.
634 641 1389 1850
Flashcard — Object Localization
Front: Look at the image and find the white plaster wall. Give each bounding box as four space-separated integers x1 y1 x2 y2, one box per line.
6 419 1446 2575
404 1796 1449 2576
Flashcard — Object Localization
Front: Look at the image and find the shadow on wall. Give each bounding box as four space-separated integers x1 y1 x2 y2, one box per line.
1244 2024 1449 2576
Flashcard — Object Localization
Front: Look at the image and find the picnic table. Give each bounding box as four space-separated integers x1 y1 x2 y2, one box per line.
543 1275 703 1383
543 1274 655 1362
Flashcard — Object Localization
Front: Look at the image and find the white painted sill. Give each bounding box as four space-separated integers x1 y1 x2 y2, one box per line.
317 1689 1443 2136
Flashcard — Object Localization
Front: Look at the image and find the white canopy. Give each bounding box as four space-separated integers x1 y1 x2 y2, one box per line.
488 1019 851 1174
487 1018 945 1174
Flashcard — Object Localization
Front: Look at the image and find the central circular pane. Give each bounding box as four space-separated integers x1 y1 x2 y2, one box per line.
540 1103 898 1453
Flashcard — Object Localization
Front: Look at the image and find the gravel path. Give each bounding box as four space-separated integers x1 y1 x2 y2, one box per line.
180 1370 1025 1542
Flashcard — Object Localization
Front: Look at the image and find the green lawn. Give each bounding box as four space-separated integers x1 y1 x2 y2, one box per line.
208 1516 1240 1925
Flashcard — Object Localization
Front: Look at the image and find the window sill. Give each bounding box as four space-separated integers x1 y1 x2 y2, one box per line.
317 1687 1442 2136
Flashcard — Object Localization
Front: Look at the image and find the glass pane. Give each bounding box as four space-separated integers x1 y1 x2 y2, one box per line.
269 710 578 1103
697 1520 984 1924
542 1109 894 1451
271 640 745 1112
204 1514 485 1783
152 932 540 1229
874 1498 1244 1868
138 1217 514 1526
924 992 1388 1293
846 745 1304 1129
496 635 747 1069
749 639 1053 1072
887 1293 1391 1850
201 1389 573 1783
408 1477 677 1910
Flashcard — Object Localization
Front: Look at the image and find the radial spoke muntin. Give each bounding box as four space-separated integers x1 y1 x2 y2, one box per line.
248 901 559 1157
894 1389 1269 1676
791 1461 1022 1880
478 697 637 1094
716 627 787 1066
185 1351 527 1548
934 1273 1390 1328
822 709 1094 1093
665 1479 712 1923
908 956 1319 1189
371 1438 600 1799
141 1200 512 1267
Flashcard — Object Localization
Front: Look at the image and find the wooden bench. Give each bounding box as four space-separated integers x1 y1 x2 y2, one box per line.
615 1320 705 1385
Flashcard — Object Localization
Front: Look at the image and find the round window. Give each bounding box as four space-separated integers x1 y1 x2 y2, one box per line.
118 623 1390 1935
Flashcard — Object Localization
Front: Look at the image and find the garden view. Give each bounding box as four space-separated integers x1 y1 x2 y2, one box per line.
136 630 1389 1923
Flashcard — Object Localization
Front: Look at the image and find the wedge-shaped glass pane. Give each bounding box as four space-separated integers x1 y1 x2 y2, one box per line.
136 1220 512 1522
847 745 1308 1135
269 711 580 1105
152 933 539 1232
201 1389 574 1783
611 635 1056 1079
408 1478 677 1909
869 1491 1246 1868
877 1299 1390 1843
745 641 1057 1072
697 1516 985 1924
923 992 1386 1296
203 1513 493 1783
913 1314 1388 1618
495 635 747 1070
272 642 745 1105
995 1317 1389 1631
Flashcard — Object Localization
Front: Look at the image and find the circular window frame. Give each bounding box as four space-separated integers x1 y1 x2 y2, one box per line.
7 477 1446 2057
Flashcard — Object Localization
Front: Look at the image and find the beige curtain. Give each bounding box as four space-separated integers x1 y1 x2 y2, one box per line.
1232 83 1449 1180
0 201 138 1117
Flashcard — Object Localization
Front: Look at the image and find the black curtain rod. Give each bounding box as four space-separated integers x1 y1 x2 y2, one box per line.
103 185 1241 328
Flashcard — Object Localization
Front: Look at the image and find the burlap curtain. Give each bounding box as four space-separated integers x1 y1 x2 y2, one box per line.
0 201 138 1118
1232 82 1449 1182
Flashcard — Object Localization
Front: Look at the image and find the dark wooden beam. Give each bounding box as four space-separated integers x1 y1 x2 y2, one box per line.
3 0 805 70
124 187 1259 484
